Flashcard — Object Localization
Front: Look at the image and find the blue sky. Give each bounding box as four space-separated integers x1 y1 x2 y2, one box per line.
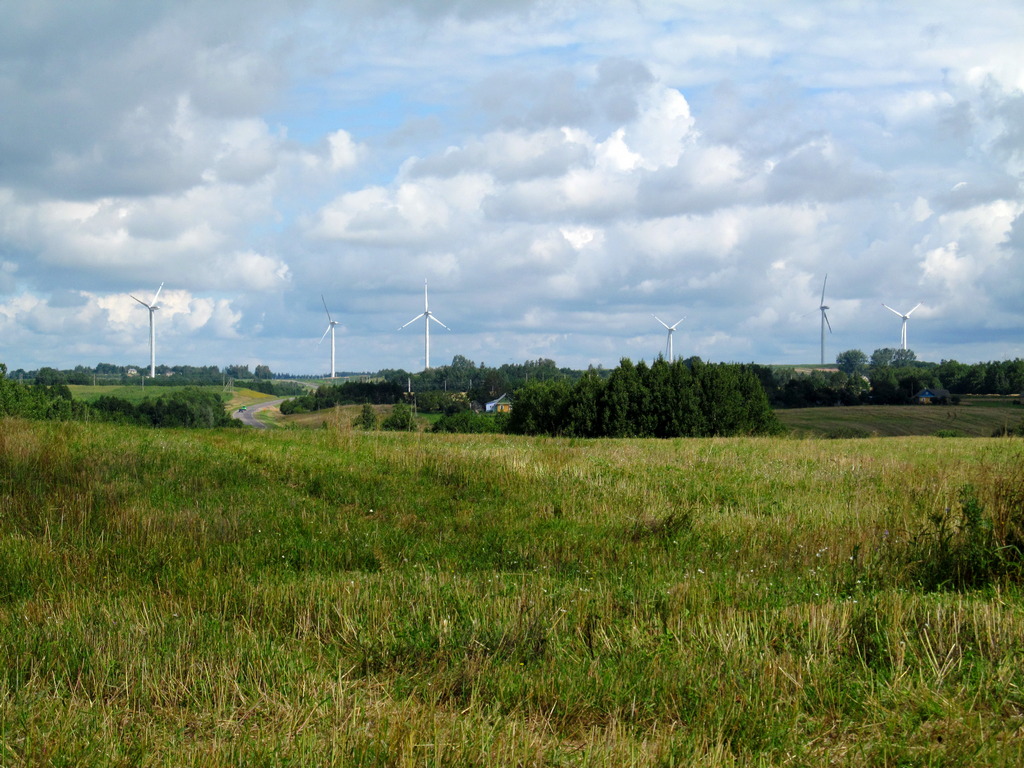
1 0 1022 374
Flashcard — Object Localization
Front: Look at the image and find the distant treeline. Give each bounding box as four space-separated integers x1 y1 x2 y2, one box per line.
1 364 236 428
756 351 1024 408
377 355 594 405
506 357 782 438
281 380 406 415
245 380 307 397
12 362 276 386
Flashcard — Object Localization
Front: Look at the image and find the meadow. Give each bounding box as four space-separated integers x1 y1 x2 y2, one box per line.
2 416 1023 766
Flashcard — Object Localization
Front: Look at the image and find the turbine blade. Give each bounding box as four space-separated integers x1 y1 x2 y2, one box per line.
824 311 832 334
429 314 451 330
821 274 828 304
130 295 149 308
906 302 922 316
399 313 425 330
882 304 903 317
653 314 670 330
318 325 331 344
671 316 686 329
322 294 334 323
151 282 164 305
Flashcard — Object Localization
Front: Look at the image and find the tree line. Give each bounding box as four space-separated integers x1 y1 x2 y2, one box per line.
12 362 276 386
1 364 236 428
505 357 782 438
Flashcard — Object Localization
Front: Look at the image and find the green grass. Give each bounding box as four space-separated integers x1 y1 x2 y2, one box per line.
70 383 235 404
777 403 1023 437
2 417 1023 765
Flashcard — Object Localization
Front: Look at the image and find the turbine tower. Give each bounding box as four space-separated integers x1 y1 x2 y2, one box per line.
399 280 450 371
131 282 163 378
818 275 832 366
653 314 685 360
882 302 922 351
319 295 340 378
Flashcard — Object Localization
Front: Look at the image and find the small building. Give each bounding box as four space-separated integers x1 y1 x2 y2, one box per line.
915 387 951 404
485 393 513 413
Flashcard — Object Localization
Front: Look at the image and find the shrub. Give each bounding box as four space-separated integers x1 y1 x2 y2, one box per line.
381 402 416 431
357 403 379 430
430 410 499 434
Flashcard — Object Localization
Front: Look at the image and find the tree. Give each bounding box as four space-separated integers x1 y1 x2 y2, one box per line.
870 348 898 369
869 366 902 404
891 348 917 366
224 364 252 379
836 349 868 376
254 364 273 380
34 367 65 385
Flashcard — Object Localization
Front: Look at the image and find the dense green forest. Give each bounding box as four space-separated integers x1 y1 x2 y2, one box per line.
506 357 782 438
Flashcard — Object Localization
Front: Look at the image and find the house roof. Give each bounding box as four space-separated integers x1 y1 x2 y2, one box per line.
486 393 511 406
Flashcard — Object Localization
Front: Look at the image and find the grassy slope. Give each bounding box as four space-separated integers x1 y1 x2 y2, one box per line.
69 383 230 404
777 402 1022 437
2 418 1023 765
69 384 280 412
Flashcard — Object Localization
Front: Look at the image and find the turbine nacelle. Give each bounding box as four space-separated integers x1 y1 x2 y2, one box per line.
882 302 922 350
653 314 685 359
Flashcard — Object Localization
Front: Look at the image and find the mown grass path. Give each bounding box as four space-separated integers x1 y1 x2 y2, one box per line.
2 418 1023 766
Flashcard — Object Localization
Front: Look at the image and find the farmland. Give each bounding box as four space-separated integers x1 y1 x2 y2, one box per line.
776 398 1022 438
2 417 1023 765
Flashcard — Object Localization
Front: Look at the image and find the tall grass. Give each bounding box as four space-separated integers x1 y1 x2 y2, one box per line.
2 417 1023 765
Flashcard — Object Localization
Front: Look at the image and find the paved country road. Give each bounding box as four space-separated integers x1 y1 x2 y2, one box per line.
231 398 286 429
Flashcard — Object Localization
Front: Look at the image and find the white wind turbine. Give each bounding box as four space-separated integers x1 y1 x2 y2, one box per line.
818 275 832 366
653 314 685 360
398 280 450 370
882 302 922 351
318 295 340 378
131 282 164 378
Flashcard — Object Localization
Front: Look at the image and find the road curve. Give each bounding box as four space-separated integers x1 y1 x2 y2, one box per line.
231 398 286 429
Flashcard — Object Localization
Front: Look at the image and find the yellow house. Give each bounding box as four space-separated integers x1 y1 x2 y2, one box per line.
485 393 512 413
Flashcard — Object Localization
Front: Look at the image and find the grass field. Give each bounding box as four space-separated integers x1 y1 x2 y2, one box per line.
777 401 1023 438
69 383 233 404
2 417 1023 765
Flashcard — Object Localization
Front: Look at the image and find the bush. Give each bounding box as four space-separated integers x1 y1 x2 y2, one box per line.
430 410 500 434
381 402 416 431
905 484 1024 591
357 403 378 430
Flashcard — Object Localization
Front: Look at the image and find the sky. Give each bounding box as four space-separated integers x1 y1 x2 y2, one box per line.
1 0 1022 375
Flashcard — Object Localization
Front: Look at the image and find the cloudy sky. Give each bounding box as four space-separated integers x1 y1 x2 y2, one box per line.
1 0 1022 375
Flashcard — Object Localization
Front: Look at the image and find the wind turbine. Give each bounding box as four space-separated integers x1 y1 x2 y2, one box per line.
398 280 450 370
319 295 340 378
131 282 163 378
882 302 922 351
653 314 685 360
818 275 832 366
